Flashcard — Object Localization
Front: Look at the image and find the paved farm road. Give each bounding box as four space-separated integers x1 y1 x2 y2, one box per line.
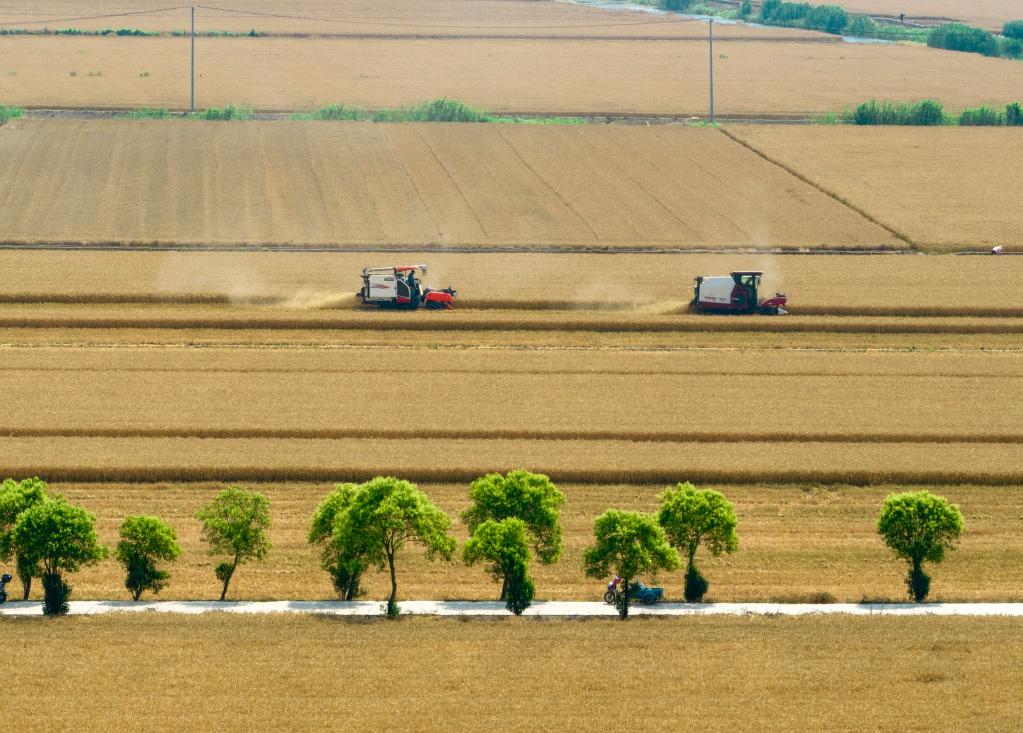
3 600 1023 617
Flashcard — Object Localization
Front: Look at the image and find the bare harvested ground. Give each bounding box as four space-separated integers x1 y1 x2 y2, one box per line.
5 614 1023 731
729 126 1023 251
2 34 1023 115
0 251 1019 311
0 120 898 249
0 0 799 37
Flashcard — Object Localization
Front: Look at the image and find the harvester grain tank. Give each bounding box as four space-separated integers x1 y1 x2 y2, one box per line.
691 271 788 315
358 265 456 309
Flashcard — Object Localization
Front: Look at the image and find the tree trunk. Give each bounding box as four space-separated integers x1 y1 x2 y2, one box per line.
619 575 630 620
133 587 143 602
219 557 238 601
387 548 398 617
499 574 509 602
20 576 31 601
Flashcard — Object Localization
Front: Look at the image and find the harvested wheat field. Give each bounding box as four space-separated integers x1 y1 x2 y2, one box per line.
21 482 1022 603
3 33 1023 115
6 614 1023 730
0 120 899 249
728 126 1023 252
0 250 1020 311
0 0 812 38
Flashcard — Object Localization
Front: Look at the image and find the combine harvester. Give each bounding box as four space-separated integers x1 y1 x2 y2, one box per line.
691 271 788 315
358 265 457 310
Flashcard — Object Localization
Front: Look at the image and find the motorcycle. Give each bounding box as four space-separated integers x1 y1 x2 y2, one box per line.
603 576 622 604
0 573 11 604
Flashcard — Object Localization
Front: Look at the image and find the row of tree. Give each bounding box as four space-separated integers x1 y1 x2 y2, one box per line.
0 474 965 618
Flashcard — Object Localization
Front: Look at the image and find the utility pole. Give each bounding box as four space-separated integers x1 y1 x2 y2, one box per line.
190 6 196 113
708 17 715 124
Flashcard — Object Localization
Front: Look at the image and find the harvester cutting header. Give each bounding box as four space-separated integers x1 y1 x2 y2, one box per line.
358 265 457 309
691 271 788 315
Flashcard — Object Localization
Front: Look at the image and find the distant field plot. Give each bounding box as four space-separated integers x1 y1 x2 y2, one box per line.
2 34 1023 115
17 482 1023 602
0 251 1019 312
0 120 897 249
728 126 1023 252
828 0 1019 31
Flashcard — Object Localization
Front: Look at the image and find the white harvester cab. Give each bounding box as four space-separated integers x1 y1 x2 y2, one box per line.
358 265 456 309
691 271 788 315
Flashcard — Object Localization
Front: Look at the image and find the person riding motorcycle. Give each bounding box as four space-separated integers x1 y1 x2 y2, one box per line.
0 573 11 604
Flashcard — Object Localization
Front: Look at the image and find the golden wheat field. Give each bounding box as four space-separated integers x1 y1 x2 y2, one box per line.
0 120 899 249
729 126 1023 251
11 482 1015 603
4 614 1023 731
3 32 1023 115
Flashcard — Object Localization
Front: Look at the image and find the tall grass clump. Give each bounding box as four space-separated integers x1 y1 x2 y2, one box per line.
928 23 999 57
193 104 251 121
850 99 945 126
958 106 1005 126
372 98 491 123
123 108 171 120
0 104 23 125
1003 20 1023 40
309 104 364 121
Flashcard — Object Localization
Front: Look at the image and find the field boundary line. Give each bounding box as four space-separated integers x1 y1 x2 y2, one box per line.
5 465 1021 485
2 427 1020 444
717 126 917 250
3 600 1023 618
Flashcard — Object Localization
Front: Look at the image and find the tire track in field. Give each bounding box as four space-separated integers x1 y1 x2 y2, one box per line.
718 126 916 249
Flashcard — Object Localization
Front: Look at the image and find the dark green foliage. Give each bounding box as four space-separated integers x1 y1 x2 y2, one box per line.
927 23 999 57
762 1 810 24
123 108 171 119
116 515 181 601
740 0 752 17
463 518 534 614
850 99 945 125
878 491 963 602
583 510 680 620
805 5 847 33
1007 103 1023 126
760 0 781 21
308 484 366 601
662 0 693 11
999 37 1023 58
684 566 709 602
310 104 364 121
330 477 456 618
41 573 71 616
12 496 106 614
1003 20 1023 40
196 486 271 601
0 477 48 599
845 15 877 37
959 106 1005 126
657 482 738 603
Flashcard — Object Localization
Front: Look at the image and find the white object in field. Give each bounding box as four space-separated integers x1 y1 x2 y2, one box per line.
365 273 398 300
992 245 1004 255
696 276 735 305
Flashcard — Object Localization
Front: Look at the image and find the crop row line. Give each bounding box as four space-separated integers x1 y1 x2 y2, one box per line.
4 465 1021 485
3 428 1020 444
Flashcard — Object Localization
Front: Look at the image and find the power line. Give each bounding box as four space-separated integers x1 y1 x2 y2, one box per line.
0 5 191 28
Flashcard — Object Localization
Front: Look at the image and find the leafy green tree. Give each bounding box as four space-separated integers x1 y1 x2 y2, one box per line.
463 518 534 615
657 482 738 602
115 515 181 601
0 477 49 600
308 484 366 600
332 477 456 618
877 491 964 602
196 487 271 601
461 470 564 600
583 510 680 619
11 496 106 615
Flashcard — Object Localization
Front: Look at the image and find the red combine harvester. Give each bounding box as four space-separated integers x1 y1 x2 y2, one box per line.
691 271 788 315
358 265 456 309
